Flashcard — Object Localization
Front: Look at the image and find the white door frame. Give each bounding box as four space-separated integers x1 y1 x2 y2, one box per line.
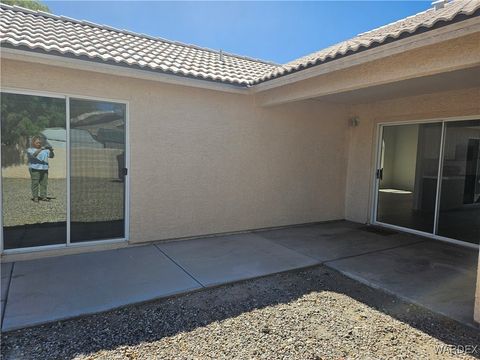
371 115 480 250
0 87 130 254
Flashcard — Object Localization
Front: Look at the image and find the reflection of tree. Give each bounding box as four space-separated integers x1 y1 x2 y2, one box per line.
1 93 65 167
1 0 50 12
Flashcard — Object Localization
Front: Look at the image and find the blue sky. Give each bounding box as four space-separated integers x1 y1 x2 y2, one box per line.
44 1 431 64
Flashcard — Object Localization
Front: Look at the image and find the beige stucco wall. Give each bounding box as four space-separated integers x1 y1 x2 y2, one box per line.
255 33 480 106
1 59 349 243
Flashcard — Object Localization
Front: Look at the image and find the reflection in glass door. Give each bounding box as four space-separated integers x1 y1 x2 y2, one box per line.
1 92 127 251
1 93 67 249
376 123 442 234
376 119 480 245
437 120 480 243
69 99 126 242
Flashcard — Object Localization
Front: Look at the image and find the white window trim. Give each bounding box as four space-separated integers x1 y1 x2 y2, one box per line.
371 115 480 250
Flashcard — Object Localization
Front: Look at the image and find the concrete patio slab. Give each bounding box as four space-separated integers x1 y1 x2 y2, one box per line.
1 262 12 302
327 240 479 326
257 221 422 262
1 221 477 331
2 245 201 331
156 233 318 286
1 262 13 321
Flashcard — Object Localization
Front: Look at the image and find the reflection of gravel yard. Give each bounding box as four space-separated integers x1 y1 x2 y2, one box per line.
71 177 124 222
1 267 479 359
2 178 66 227
2 177 123 227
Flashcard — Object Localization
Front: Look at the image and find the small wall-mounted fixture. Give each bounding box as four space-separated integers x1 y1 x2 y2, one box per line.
349 116 360 127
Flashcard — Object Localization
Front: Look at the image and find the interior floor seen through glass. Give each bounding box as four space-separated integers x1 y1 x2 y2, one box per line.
376 123 442 234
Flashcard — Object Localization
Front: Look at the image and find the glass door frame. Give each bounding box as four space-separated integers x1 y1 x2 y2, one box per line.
371 115 480 250
0 87 130 254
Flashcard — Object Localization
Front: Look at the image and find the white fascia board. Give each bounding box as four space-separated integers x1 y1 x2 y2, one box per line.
250 17 480 93
0 48 250 95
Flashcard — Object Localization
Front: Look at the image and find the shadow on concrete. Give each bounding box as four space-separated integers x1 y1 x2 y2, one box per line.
1 265 479 359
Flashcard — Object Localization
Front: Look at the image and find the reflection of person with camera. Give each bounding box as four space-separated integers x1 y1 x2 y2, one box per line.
27 135 54 202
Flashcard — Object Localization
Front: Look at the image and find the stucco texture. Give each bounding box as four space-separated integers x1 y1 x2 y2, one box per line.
1 59 348 243
255 33 480 106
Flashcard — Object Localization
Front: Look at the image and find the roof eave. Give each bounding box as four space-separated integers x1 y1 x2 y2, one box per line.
0 46 252 95
2 14 479 95
250 15 480 93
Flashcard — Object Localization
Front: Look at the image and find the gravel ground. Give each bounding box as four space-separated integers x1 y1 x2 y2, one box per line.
1 266 479 360
2 178 67 226
2 178 123 226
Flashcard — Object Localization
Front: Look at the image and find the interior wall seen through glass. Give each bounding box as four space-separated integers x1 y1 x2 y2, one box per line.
437 120 480 244
377 123 442 233
1 92 67 249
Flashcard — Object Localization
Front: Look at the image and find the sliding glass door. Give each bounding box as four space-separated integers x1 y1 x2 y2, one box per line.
70 99 126 242
1 93 67 249
1 92 128 251
376 123 442 233
437 120 480 243
375 119 480 245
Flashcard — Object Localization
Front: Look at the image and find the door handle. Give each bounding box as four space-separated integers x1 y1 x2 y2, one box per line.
120 168 128 177
376 168 383 180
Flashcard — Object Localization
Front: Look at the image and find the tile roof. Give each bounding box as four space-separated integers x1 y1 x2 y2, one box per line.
0 4 277 86
1 0 479 88
255 0 480 84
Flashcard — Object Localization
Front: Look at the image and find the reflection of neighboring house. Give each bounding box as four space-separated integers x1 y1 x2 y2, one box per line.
36 128 105 179
70 110 121 128
40 128 122 179
41 128 66 149
97 128 124 149
70 111 125 149
71 129 104 149
41 128 103 149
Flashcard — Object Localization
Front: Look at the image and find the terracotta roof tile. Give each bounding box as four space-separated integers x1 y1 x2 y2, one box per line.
1 0 479 87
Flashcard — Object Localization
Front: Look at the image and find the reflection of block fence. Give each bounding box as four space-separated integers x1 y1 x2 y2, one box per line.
2 147 67 179
71 148 124 179
1 147 123 179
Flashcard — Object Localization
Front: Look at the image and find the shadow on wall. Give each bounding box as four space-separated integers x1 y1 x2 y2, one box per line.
1 266 479 359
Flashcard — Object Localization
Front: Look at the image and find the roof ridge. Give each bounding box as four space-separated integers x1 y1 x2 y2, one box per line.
253 0 480 84
356 8 433 36
277 0 480 68
356 0 471 36
1 1 477 86
0 3 279 66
